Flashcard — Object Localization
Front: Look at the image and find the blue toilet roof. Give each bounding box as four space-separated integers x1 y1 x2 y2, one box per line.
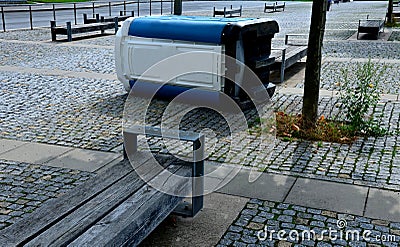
128 15 257 44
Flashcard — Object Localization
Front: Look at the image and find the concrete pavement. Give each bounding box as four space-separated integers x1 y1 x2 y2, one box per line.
1 137 398 223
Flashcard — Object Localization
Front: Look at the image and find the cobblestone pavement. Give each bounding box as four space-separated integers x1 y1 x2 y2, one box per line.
295 61 400 95
389 31 400 42
0 28 50 42
0 71 125 151
0 42 115 74
218 199 400 247
323 41 400 60
0 160 93 230
1 0 400 236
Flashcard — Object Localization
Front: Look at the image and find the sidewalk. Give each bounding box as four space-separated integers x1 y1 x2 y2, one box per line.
1 137 399 246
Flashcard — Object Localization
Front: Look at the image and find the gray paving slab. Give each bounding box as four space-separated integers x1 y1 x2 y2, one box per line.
285 178 369 216
0 139 27 155
217 169 296 202
365 188 400 222
140 193 249 247
0 142 72 164
44 148 121 172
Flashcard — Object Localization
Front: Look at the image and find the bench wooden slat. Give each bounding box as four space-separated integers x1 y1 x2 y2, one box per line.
53 22 116 35
124 125 203 143
275 46 308 68
70 164 191 246
270 44 307 83
24 155 176 246
0 153 151 246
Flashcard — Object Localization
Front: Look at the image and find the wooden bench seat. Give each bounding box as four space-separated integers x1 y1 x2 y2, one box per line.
213 5 242 18
0 126 205 246
270 34 308 83
264 2 285 13
51 19 118 42
357 17 384 40
83 11 134 24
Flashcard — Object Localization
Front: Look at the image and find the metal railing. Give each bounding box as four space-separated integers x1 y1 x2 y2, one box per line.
0 0 174 31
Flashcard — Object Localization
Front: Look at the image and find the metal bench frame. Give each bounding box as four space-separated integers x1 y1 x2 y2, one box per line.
213 5 242 18
50 18 118 42
83 11 134 24
357 15 384 40
123 125 205 217
271 34 308 83
264 2 285 13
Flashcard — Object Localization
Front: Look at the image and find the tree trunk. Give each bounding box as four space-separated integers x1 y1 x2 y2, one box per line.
387 0 394 25
301 0 328 129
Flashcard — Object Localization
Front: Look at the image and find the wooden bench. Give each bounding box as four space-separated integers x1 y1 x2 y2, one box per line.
357 16 384 40
83 11 134 24
270 34 308 83
51 19 119 42
0 126 204 246
213 5 242 18
264 2 285 13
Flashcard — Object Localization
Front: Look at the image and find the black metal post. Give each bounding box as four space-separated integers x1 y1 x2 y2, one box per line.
74 3 77 25
52 4 56 20
160 0 162 15
149 0 152 15
66 21 72 42
123 1 126 14
29 6 33 30
109 2 111 16
92 2 95 17
50 20 56 41
174 0 182 15
1 7 5 32
137 0 140 16
191 136 204 217
114 16 118 33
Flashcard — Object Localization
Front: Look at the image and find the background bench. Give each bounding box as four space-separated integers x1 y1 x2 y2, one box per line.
213 5 242 17
50 18 118 42
271 34 308 83
0 126 204 246
83 11 134 24
264 2 285 13
357 16 384 40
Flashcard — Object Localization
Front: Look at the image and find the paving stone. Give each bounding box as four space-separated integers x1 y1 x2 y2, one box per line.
0 143 72 164
218 170 296 201
247 222 264 230
0 140 26 155
371 219 390 227
365 189 400 222
277 215 293 223
44 148 121 172
285 179 368 215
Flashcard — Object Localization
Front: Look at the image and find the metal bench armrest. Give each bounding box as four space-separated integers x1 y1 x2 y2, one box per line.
123 125 204 217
